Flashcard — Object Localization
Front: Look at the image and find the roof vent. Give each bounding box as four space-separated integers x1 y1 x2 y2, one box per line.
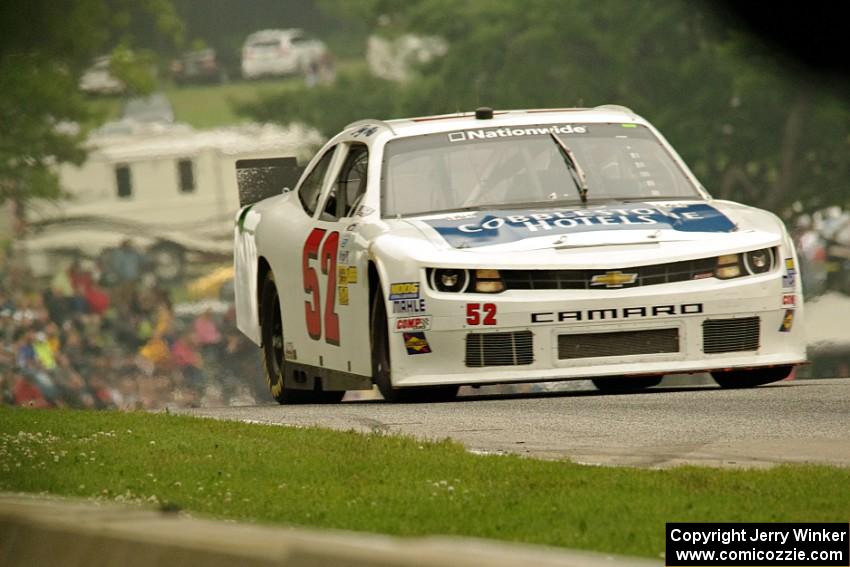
475 107 493 120
594 104 635 115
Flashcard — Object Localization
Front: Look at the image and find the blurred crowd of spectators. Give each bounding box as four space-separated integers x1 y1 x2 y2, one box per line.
0 241 265 409
792 206 850 297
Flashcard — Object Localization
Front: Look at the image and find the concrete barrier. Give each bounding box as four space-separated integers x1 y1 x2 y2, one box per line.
0 493 660 567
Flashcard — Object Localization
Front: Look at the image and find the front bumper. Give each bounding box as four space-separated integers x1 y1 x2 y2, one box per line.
387 271 806 387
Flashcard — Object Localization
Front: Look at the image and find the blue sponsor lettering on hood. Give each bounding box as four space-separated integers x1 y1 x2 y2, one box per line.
425 203 736 248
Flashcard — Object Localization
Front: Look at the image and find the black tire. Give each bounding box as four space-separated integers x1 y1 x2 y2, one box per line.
592 376 663 392
260 271 344 404
711 365 793 389
370 288 458 403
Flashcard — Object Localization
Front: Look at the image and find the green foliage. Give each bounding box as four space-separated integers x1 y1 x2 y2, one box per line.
244 0 850 215
2 408 849 558
0 0 182 205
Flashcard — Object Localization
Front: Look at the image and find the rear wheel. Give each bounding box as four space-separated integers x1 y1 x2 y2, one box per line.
370 288 458 403
592 376 663 392
260 271 344 404
711 366 793 389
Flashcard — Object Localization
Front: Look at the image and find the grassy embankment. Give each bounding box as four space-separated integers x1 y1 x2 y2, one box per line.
1 407 848 559
85 60 366 128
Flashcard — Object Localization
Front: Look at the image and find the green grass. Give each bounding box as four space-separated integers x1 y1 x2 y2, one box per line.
84 60 366 129
1 408 848 559
162 78 302 128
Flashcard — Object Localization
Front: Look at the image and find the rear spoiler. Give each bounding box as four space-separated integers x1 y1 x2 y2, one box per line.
235 157 304 208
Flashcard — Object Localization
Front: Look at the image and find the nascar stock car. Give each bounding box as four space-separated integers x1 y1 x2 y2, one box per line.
232 105 805 403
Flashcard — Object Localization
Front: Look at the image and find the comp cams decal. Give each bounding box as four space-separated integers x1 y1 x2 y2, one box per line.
425 203 736 249
393 316 432 332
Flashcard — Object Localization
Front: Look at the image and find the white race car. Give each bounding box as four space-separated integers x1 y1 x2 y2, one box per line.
233 106 806 403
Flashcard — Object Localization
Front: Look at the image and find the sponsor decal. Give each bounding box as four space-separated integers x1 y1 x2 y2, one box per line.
448 124 587 143
347 266 358 284
531 302 703 323
783 257 797 288
284 342 297 360
393 298 427 314
351 125 378 137
425 203 736 249
338 267 348 285
782 293 796 308
393 316 432 332
590 271 638 288
779 309 794 332
403 332 432 355
783 270 797 288
338 286 349 305
338 250 350 264
355 205 375 217
389 282 420 300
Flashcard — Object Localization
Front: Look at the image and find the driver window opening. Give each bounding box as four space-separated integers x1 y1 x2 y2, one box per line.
322 144 369 220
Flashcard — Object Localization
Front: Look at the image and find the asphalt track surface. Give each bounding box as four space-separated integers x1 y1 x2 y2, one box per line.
183 377 850 468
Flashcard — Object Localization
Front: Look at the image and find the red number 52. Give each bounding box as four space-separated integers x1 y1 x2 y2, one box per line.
303 228 340 345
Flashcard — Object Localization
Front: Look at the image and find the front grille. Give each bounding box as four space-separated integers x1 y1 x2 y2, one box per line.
558 328 679 360
703 317 760 353
465 330 534 367
500 257 717 290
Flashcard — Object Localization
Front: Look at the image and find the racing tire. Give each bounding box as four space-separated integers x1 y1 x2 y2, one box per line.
260 271 345 404
370 288 458 403
711 365 793 389
592 376 663 392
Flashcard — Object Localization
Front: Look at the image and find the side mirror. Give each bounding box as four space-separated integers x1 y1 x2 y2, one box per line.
235 157 305 208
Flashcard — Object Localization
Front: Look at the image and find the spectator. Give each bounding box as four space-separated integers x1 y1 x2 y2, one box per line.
12 369 50 408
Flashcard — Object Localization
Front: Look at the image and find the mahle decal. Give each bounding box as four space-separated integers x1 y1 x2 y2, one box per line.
393 298 426 314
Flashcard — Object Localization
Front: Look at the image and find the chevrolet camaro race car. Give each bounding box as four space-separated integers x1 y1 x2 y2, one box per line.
233 105 806 403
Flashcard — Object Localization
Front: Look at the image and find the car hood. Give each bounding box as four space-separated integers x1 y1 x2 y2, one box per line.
376 200 786 267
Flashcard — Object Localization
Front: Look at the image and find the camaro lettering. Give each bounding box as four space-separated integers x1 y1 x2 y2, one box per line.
587 309 617 320
531 303 703 323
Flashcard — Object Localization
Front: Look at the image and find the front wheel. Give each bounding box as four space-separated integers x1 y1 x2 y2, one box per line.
370 288 458 403
711 366 793 389
260 271 344 404
592 376 663 392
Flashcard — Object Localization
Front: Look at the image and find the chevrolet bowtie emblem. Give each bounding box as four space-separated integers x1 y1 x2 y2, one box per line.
590 271 638 288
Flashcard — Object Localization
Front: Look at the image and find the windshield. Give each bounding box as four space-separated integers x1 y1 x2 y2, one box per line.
381 123 701 217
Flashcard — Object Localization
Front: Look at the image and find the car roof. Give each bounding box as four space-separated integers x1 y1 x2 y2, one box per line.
345 105 647 140
245 29 301 42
